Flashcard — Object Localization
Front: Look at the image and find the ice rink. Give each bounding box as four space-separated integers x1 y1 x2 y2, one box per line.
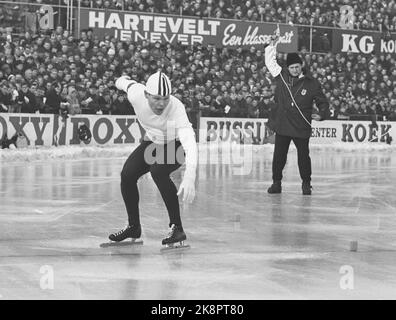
1 144 396 299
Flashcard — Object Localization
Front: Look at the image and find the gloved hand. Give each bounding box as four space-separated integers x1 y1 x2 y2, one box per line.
177 177 195 203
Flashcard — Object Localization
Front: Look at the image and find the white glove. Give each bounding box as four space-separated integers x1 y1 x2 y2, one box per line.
177 178 195 203
24 96 29 103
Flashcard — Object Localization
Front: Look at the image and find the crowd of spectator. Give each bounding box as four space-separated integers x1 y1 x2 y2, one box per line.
0 25 395 124
0 0 395 32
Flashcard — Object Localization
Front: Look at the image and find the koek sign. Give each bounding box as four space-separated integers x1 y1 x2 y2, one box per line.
380 33 396 54
341 123 392 143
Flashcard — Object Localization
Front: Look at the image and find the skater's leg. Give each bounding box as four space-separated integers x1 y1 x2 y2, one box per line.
149 140 184 229
292 137 311 183
272 134 292 182
121 141 152 226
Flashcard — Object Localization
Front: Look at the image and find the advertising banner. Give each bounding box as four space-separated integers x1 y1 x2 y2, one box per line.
1 114 393 147
199 117 394 144
332 29 396 55
0 113 145 147
79 8 298 51
379 32 396 55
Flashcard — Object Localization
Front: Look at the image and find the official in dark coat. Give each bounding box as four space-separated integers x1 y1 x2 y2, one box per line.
264 38 329 195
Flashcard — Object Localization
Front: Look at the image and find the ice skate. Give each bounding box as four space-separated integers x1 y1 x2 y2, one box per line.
160 224 190 252
100 225 143 248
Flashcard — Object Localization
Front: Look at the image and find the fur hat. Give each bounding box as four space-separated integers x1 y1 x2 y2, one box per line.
286 53 303 67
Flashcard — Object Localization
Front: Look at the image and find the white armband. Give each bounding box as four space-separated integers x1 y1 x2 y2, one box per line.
265 45 282 77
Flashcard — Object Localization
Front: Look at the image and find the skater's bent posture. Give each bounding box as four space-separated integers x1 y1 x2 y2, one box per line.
264 30 329 195
109 71 197 246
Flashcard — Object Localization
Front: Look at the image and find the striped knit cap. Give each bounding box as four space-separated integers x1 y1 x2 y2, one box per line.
145 71 171 96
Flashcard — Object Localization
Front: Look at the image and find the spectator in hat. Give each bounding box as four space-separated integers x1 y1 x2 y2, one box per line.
0 82 12 112
258 95 274 118
16 82 37 113
14 60 25 74
211 94 226 116
0 70 5 83
6 83 20 113
30 81 44 113
96 85 112 114
44 82 63 114
111 92 131 115
100 89 113 115
81 84 99 114
66 86 81 115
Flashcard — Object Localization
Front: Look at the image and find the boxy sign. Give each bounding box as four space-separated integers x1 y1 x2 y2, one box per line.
79 8 298 51
332 29 396 55
0 113 146 147
199 117 394 144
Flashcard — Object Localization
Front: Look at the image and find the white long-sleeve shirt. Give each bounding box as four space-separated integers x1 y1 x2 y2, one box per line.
115 76 197 181
264 44 282 77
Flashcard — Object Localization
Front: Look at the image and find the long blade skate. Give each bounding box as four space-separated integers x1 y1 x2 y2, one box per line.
160 241 190 252
100 238 143 248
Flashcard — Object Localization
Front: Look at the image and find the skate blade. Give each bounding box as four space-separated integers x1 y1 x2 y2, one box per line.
100 239 143 248
160 242 190 253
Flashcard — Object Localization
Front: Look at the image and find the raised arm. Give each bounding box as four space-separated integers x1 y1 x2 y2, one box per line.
264 44 282 78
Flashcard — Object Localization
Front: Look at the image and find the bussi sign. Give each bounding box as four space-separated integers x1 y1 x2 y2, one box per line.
332 29 395 55
200 118 394 144
79 9 297 51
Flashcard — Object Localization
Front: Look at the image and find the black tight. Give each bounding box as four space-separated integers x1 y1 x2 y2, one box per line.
272 134 311 182
120 140 184 229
